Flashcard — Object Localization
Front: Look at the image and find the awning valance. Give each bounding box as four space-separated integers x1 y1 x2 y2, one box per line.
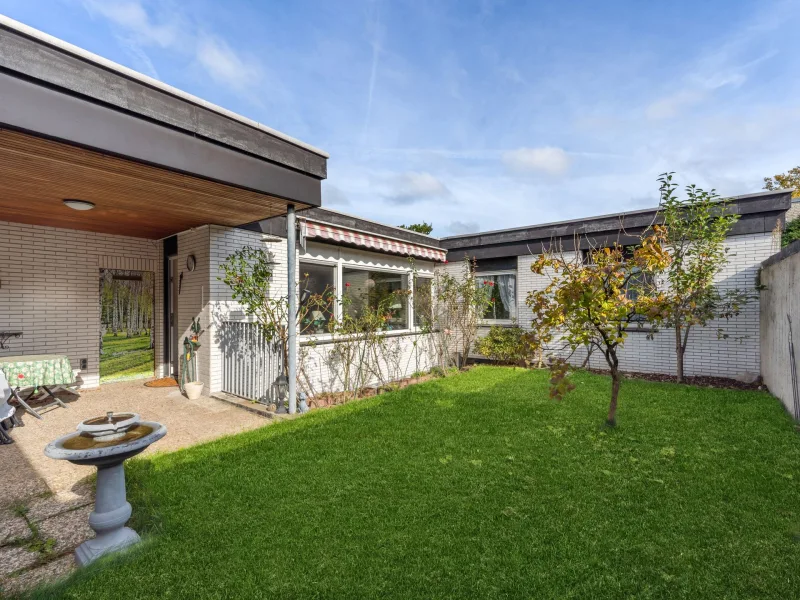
300 220 447 262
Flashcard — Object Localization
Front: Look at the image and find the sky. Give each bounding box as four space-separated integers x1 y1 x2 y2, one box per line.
2 0 799 236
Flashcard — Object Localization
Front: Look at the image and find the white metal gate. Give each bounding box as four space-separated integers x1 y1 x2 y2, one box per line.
221 321 284 403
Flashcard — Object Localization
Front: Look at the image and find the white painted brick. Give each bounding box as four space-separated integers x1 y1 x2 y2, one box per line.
0 220 161 388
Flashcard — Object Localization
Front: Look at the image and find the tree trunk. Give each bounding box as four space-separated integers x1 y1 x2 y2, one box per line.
675 324 684 383
607 368 621 427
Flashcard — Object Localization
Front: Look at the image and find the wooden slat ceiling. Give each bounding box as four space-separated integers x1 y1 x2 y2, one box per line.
0 129 306 239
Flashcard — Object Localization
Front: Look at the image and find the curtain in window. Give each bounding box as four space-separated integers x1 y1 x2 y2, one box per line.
496 274 516 317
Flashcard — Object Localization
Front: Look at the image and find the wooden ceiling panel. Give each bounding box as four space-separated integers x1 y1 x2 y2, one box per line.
0 129 306 238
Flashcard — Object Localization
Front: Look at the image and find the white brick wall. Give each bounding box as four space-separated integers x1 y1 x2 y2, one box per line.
175 226 212 388
202 230 437 396
514 233 774 378
0 220 160 388
438 233 774 379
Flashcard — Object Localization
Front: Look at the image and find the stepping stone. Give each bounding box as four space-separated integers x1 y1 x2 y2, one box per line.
37 506 94 555
0 545 39 578
0 511 31 546
26 488 94 524
0 554 75 596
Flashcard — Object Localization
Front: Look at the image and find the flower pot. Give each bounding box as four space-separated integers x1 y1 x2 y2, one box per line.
184 381 204 400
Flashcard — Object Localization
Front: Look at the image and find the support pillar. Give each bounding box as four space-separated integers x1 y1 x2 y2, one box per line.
287 204 297 415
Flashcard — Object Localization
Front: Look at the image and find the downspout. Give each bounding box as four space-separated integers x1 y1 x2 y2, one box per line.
287 204 297 414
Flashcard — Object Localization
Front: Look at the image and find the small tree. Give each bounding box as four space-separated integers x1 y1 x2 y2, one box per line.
218 247 327 380
655 173 752 383
399 222 434 235
527 232 670 426
763 166 800 198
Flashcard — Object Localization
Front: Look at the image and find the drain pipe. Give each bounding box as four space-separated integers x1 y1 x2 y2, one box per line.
287 204 297 415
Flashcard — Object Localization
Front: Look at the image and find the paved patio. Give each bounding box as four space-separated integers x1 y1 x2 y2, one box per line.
0 379 268 595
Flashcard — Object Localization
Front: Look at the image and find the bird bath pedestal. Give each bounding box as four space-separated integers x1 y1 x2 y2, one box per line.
44 412 166 566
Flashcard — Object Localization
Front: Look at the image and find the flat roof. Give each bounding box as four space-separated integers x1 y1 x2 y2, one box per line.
0 14 328 159
441 189 790 241
440 189 793 258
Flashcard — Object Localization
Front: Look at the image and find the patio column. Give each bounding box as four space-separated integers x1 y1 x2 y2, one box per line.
287 204 297 414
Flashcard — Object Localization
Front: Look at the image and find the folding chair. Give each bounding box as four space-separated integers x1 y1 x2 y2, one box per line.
0 371 19 444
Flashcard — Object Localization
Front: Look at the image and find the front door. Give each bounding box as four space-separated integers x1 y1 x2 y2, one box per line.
168 256 179 378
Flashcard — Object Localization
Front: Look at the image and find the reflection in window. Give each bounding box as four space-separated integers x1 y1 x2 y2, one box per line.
343 267 408 330
299 262 335 334
413 276 433 327
476 273 516 320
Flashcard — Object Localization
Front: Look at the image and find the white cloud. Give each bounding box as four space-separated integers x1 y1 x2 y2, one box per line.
81 1 261 98
645 90 706 120
322 184 350 206
502 146 571 175
196 35 261 90
384 171 450 204
448 220 480 235
81 0 177 47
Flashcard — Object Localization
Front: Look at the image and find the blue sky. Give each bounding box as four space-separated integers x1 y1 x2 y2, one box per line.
2 0 799 236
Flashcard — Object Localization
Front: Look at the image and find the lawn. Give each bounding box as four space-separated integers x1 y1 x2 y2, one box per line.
100 334 153 382
35 367 800 599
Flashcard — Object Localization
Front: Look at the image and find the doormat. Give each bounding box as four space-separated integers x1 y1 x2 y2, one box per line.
144 377 179 388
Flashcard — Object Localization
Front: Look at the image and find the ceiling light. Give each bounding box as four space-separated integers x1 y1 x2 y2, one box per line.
63 199 95 211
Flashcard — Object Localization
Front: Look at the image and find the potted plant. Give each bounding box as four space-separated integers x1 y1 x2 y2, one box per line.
181 318 204 399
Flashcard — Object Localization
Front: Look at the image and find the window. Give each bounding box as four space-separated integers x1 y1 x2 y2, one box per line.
299 262 335 334
477 273 516 320
582 246 650 321
343 268 408 330
413 276 433 327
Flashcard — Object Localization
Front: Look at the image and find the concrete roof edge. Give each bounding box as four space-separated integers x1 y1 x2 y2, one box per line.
440 189 792 242
0 14 329 159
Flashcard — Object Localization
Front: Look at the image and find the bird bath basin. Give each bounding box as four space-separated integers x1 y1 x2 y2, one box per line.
44 412 166 566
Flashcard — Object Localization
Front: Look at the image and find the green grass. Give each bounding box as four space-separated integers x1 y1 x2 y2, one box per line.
100 334 153 382
32 367 800 599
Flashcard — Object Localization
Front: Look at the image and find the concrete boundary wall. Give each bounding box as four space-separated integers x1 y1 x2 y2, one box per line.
760 240 800 418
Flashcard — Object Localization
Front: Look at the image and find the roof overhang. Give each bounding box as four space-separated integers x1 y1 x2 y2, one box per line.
0 17 328 239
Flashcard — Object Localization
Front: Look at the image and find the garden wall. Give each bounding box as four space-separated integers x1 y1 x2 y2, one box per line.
0 220 160 388
759 240 800 418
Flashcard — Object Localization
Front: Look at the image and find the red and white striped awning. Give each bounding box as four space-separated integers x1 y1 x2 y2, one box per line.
300 220 447 262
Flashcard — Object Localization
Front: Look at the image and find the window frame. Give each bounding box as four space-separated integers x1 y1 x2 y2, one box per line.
412 274 434 329
581 246 652 325
475 270 517 324
298 259 338 335
299 256 430 339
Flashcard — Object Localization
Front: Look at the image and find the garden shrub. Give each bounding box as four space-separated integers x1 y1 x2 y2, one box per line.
783 217 800 247
473 325 538 366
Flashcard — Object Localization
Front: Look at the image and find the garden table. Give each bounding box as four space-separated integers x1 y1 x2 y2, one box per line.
0 355 74 419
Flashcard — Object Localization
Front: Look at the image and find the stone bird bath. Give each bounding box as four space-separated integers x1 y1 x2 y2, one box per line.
44 412 166 566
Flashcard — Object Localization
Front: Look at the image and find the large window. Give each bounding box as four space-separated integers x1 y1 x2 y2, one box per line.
299 262 336 334
477 273 516 321
343 267 408 330
413 276 433 327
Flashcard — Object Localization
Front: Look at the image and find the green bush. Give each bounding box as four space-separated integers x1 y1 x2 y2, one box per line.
473 325 538 366
783 217 800 248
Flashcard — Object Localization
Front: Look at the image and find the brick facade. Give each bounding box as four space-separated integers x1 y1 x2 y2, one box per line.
515 233 774 378
0 220 160 388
